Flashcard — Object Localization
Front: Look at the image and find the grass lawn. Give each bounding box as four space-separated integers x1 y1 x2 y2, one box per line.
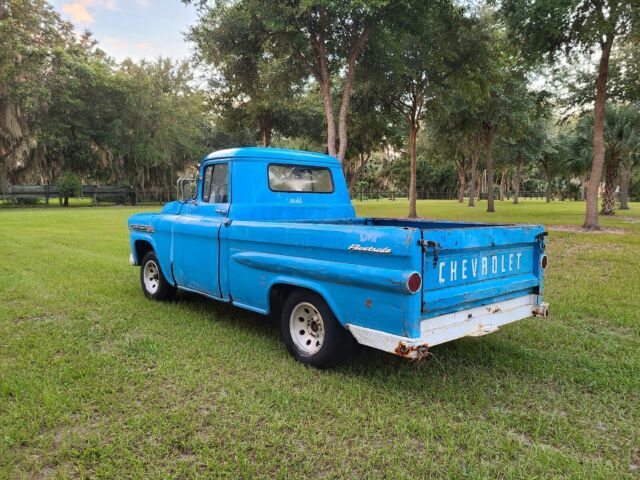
1 199 639 478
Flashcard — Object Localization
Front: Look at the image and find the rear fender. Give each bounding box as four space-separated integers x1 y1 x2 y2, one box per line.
266 277 344 325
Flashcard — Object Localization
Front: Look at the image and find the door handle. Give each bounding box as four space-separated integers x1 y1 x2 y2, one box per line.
216 208 226 215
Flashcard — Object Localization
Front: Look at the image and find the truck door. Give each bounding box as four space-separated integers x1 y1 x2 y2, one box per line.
172 162 229 298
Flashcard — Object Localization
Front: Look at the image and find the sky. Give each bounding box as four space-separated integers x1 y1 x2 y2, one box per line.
51 0 199 61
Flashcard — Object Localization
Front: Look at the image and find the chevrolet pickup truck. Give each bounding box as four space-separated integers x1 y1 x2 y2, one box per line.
128 147 548 368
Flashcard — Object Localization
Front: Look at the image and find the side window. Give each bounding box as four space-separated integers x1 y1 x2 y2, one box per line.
202 163 229 203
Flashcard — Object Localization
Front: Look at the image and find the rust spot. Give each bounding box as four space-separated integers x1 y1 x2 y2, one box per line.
533 303 549 318
365 298 373 308
394 341 430 362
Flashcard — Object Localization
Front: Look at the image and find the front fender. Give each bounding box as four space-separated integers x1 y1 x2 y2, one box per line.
128 212 175 286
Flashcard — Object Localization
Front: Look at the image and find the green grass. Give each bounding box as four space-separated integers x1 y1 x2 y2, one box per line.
1 199 639 478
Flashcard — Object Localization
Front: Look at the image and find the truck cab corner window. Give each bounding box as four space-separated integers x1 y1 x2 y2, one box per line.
202 163 229 203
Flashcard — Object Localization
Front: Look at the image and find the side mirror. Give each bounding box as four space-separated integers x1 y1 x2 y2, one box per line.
176 177 196 202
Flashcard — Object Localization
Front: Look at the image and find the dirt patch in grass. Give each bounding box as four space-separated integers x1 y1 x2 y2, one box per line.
547 225 625 234
616 216 640 224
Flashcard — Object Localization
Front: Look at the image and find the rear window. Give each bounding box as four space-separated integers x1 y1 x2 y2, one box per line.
268 164 334 193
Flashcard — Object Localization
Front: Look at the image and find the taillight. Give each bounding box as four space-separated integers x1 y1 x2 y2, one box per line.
540 255 548 270
406 272 422 294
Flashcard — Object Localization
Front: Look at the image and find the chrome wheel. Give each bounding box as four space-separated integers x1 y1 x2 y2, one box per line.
143 259 160 294
289 302 325 355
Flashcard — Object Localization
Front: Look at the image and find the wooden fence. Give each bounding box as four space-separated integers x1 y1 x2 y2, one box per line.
1 185 136 206
355 189 549 202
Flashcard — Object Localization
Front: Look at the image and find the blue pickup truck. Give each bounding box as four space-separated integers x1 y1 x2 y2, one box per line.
128 148 548 368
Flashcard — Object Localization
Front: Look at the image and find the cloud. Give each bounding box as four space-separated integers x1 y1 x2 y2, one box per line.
62 2 94 24
60 0 118 25
103 36 128 52
136 0 150 7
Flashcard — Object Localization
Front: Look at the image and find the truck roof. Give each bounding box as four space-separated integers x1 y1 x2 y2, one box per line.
202 147 339 165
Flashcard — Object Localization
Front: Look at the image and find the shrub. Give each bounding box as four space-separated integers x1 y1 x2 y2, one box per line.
56 172 82 207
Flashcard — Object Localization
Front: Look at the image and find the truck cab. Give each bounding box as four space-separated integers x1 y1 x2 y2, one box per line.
129 148 548 368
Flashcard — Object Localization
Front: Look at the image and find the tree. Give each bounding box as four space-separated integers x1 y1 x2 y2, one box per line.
359 0 483 217
187 2 307 147
600 105 639 214
473 8 533 213
426 99 479 204
112 58 206 199
0 0 73 188
502 0 640 228
619 144 639 210
56 171 81 206
343 77 403 193
568 104 640 213
187 0 389 162
537 126 569 203
498 93 552 205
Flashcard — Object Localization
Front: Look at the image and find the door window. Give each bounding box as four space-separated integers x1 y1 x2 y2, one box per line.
202 163 229 203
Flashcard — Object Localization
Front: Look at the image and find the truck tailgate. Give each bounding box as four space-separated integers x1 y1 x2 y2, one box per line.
420 225 545 318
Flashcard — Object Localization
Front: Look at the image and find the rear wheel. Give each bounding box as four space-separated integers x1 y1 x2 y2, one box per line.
140 251 176 301
280 290 353 368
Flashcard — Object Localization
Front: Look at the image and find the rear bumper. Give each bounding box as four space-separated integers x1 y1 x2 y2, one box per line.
346 294 548 359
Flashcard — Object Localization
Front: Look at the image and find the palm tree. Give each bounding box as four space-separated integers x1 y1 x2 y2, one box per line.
569 105 640 215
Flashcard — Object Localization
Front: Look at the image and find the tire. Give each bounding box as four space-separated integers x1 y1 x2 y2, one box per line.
140 251 176 301
280 290 353 369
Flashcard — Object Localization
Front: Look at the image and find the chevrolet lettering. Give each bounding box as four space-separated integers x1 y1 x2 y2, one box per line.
128 147 549 368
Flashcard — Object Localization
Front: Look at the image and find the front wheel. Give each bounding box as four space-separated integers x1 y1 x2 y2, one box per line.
140 251 176 301
280 290 353 369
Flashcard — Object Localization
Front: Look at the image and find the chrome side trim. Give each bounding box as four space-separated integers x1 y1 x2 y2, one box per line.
130 224 155 233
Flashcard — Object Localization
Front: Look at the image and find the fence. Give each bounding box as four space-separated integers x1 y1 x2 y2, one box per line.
354 188 550 202
1 185 137 206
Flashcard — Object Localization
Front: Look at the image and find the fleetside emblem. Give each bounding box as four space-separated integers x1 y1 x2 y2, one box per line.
130 224 155 233
348 244 392 254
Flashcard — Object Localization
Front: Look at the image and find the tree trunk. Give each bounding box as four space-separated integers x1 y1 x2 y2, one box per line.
584 35 614 228
546 177 552 203
601 155 619 215
319 76 336 158
347 152 370 194
468 160 476 207
619 162 631 210
336 25 371 163
315 8 337 158
468 138 481 207
408 121 418 218
484 124 495 213
457 166 465 203
298 9 371 163
513 155 522 204
260 123 272 147
63 197 69 207
499 169 506 201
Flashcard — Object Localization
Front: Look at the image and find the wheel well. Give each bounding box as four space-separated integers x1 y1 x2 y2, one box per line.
269 284 324 316
134 240 154 264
